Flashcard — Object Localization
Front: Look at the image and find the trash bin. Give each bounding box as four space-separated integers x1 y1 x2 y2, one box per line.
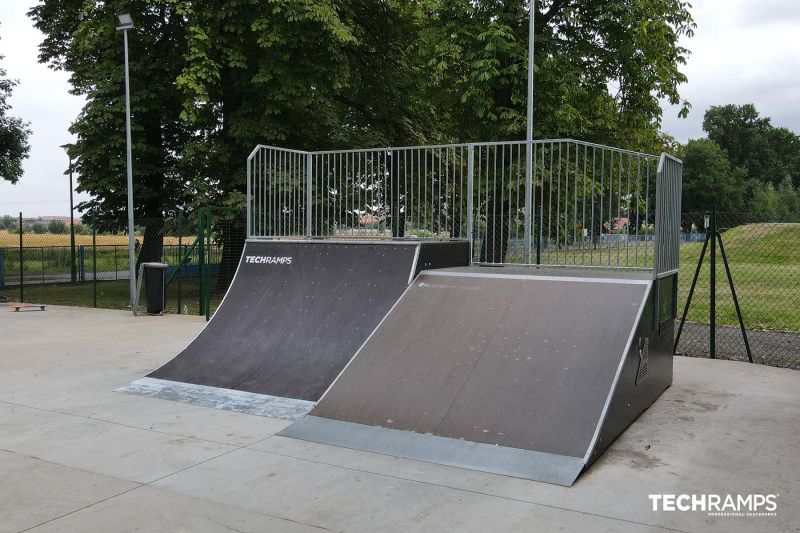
143 262 169 315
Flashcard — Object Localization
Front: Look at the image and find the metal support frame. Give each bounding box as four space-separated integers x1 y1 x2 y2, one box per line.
674 208 752 362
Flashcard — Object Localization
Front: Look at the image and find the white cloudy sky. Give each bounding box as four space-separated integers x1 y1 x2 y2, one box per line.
1 0 799 217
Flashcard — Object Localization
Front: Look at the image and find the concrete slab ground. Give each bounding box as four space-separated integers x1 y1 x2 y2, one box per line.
0 304 797 532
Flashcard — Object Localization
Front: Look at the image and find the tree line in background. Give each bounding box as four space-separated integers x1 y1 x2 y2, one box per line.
19 0 695 264
682 104 800 218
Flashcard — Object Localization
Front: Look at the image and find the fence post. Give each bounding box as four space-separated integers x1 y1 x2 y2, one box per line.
306 152 313 237
92 227 97 307
18 212 23 302
466 145 474 262
709 206 716 359
524 141 533 264
205 209 212 320
198 209 205 316
78 245 85 282
177 232 182 314
0 248 4 288
246 154 252 238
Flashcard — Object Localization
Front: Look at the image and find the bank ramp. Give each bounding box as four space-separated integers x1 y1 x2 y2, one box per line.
119 240 469 419
280 266 675 485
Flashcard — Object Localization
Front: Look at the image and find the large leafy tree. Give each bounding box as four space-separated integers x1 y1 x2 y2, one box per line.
0 25 31 184
30 0 190 264
414 0 695 260
681 138 746 213
415 0 695 151
703 104 800 188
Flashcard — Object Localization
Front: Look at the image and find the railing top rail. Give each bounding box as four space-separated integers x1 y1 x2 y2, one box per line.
247 138 661 161
657 152 684 173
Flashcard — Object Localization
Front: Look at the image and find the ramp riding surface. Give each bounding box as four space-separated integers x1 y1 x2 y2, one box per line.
281 267 674 485
121 240 468 419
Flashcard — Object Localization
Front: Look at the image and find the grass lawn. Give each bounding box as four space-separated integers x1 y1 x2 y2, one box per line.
1 278 225 316
0 230 184 247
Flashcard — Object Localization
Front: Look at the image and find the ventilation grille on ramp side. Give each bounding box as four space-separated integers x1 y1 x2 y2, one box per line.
636 337 650 385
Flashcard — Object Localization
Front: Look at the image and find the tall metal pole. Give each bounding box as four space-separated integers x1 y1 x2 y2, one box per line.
66 156 77 283
123 29 136 306
523 1 536 264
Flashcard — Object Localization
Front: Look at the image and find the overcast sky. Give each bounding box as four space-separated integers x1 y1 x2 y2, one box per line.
1 1 798 217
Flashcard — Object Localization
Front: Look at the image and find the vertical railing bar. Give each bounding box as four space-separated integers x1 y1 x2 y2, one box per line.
306 152 312 237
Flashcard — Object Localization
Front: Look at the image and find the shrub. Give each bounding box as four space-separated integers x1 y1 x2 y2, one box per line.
30 222 47 234
48 219 68 234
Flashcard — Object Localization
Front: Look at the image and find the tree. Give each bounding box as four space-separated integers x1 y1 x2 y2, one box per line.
0 25 31 183
30 1 191 266
0 214 14 229
415 0 694 149
47 219 67 234
414 0 695 261
703 104 800 187
681 139 746 213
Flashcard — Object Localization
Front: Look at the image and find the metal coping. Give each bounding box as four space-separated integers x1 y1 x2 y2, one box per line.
279 416 586 486
245 238 468 245
116 377 315 421
421 269 652 285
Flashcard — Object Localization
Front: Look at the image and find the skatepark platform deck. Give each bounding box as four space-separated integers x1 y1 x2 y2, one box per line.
1 306 797 532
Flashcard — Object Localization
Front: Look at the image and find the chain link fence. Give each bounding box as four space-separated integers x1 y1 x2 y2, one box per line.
0 209 246 317
675 212 800 370
3 208 797 370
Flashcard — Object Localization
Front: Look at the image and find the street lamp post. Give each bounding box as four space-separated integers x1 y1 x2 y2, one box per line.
60 143 76 283
523 1 536 264
116 13 136 306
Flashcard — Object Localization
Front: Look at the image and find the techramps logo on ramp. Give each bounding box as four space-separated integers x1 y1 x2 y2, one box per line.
245 255 293 265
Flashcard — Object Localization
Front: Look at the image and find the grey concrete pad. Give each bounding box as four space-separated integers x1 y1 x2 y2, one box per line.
0 402 234 484
25 485 323 533
1 305 798 532
254 357 800 533
153 447 670 532
0 450 137 533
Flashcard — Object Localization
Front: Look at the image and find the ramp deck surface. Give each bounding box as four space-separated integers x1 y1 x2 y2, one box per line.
282 267 656 484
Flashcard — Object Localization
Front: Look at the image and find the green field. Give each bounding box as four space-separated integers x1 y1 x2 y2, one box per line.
3 223 798 331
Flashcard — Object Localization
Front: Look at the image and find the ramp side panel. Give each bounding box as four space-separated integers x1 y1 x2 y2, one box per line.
149 241 418 401
586 277 674 467
310 272 648 458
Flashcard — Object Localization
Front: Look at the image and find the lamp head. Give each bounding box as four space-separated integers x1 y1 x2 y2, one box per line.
116 13 134 31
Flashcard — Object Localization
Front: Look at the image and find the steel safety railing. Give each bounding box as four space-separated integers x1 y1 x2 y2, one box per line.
246 139 681 273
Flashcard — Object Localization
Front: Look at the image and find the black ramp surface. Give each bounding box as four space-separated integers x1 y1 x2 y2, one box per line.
150 241 422 401
305 270 648 459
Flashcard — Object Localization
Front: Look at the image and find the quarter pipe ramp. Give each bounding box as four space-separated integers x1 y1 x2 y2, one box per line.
280 266 675 485
119 240 469 419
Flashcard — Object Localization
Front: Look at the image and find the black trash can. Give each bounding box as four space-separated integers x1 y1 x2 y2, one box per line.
143 262 169 315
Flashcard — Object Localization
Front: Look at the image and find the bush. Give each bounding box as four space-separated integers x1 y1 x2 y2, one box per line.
48 219 68 234
0 215 14 230
74 223 92 235
30 222 47 234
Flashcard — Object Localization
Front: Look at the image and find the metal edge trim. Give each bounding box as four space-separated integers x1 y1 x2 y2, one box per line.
421 270 652 285
409 244 421 285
